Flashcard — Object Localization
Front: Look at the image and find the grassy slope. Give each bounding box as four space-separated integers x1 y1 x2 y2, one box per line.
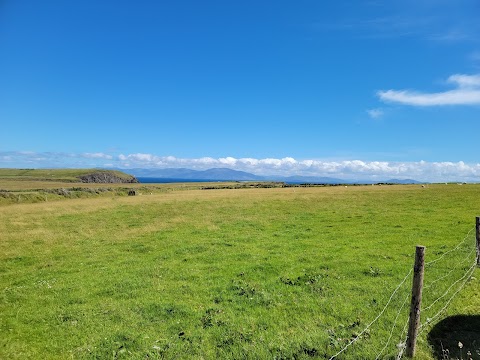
0 169 139 203
0 168 134 182
0 185 479 359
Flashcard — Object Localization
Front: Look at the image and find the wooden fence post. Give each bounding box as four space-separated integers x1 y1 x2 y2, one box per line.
476 217 480 266
405 245 426 358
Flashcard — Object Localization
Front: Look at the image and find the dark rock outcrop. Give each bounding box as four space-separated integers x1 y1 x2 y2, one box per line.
78 171 138 184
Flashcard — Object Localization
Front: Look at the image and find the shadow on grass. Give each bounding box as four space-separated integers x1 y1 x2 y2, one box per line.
427 315 480 359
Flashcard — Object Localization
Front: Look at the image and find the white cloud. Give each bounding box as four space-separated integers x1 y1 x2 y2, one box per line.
219 157 237 166
114 154 480 182
378 73 480 106
367 108 384 119
2 151 480 182
448 74 480 88
82 152 113 160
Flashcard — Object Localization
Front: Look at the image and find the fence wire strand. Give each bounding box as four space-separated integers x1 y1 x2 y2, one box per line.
374 293 410 360
328 268 413 360
395 229 477 359
329 226 477 359
419 259 477 336
395 317 410 359
425 227 474 267
422 248 476 312
424 246 475 291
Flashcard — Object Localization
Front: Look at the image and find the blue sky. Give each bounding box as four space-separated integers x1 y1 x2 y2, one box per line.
1 0 480 181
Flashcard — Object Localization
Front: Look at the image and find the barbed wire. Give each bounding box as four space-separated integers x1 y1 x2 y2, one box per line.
328 226 477 359
395 317 410 359
374 292 410 360
395 230 477 359
424 245 475 291
328 268 413 360
422 248 476 312
418 259 477 336
425 227 474 267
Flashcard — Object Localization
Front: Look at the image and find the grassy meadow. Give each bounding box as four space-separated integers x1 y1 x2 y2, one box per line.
0 168 136 182
1 183 479 359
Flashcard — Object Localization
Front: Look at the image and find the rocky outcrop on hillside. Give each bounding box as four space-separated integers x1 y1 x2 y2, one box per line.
78 171 138 184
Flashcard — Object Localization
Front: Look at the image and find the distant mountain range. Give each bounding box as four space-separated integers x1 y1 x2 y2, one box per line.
115 167 421 184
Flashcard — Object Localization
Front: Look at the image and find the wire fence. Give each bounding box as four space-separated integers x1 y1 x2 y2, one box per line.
328 226 478 359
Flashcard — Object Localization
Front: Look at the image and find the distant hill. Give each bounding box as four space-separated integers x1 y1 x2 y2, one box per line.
121 167 421 184
0 168 138 183
277 175 347 184
384 179 421 184
125 167 263 181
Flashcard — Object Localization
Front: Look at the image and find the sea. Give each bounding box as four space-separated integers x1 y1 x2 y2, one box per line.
137 177 226 184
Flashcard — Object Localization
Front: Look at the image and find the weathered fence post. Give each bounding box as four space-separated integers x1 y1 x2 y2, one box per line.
476 217 480 266
405 245 425 358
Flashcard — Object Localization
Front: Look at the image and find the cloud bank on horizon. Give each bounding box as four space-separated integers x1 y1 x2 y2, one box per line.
377 73 480 106
1 151 480 183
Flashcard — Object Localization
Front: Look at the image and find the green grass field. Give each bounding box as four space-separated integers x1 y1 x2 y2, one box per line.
1 183 479 359
0 168 136 182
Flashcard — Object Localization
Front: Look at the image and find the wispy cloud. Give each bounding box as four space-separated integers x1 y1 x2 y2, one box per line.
449 74 480 87
377 73 480 106
320 15 435 40
2 151 480 182
429 28 469 42
82 152 113 160
321 2 479 43
470 51 480 65
0 151 109 167
366 108 384 119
